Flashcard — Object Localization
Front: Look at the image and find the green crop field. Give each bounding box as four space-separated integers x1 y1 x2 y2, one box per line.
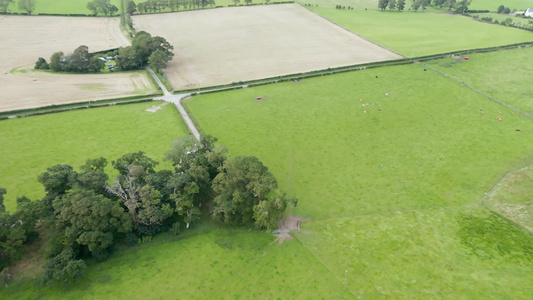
427 47 533 115
306 8 533 56
0 101 188 211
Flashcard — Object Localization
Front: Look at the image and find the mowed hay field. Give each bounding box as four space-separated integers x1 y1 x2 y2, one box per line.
0 15 156 112
184 62 533 297
132 4 402 90
0 101 188 211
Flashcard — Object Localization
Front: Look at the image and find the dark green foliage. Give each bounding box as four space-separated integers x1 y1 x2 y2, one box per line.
49 51 64 72
52 188 132 259
148 50 170 71
212 156 288 228
502 7 510 14
397 0 405 11
116 46 140 70
454 0 471 14
126 0 137 14
34 57 49 70
378 0 388 11
457 213 533 262
87 0 117 16
43 247 86 285
497 5 504 13
0 190 40 272
18 0 35 14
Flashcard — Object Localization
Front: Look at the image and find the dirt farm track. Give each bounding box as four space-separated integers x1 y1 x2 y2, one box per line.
133 4 402 90
0 15 155 112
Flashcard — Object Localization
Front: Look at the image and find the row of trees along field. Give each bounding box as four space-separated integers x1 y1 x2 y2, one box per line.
0 0 36 14
34 31 174 73
126 0 217 14
378 0 471 13
0 135 296 284
87 0 119 16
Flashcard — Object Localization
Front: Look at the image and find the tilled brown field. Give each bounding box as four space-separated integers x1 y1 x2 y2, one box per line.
0 15 155 112
132 4 402 91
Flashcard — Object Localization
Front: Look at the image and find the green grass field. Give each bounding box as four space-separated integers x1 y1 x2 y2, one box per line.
186 63 533 218
468 0 532 11
2 3 533 299
180 62 533 297
480 164 533 233
307 8 533 56
0 227 352 299
427 47 533 115
5 0 121 14
298 0 532 11
296 205 533 299
0 101 188 211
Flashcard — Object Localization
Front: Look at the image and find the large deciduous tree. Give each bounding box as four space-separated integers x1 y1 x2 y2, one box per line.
397 0 405 11
212 156 288 227
378 0 389 11
106 151 173 230
126 0 137 13
165 135 227 228
52 188 132 260
18 0 35 14
0 0 14 13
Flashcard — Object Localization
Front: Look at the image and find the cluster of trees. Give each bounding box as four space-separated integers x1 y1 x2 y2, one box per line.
116 31 174 71
86 0 119 16
378 0 406 12
378 0 470 13
335 5 354 10
35 46 106 73
127 0 216 14
1 136 295 284
0 0 36 15
35 31 173 73
497 5 511 15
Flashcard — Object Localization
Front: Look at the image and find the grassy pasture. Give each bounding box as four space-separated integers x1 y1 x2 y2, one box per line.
0 229 350 299
186 63 533 219
0 101 188 211
296 205 533 299
481 164 533 233
468 0 532 11
307 8 533 56
426 46 533 115
5 0 121 14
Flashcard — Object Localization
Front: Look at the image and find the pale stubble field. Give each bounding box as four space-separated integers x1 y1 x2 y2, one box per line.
133 4 402 91
0 15 156 112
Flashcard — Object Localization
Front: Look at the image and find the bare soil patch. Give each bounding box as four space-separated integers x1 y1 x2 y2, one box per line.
132 4 401 90
0 16 156 112
272 215 306 244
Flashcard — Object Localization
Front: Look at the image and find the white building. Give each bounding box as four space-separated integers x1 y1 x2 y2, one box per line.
525 8 533 17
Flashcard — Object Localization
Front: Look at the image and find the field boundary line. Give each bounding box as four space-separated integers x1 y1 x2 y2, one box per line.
422 63 533 119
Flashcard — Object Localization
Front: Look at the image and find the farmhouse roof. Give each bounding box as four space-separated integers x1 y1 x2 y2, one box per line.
526 8 533 17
